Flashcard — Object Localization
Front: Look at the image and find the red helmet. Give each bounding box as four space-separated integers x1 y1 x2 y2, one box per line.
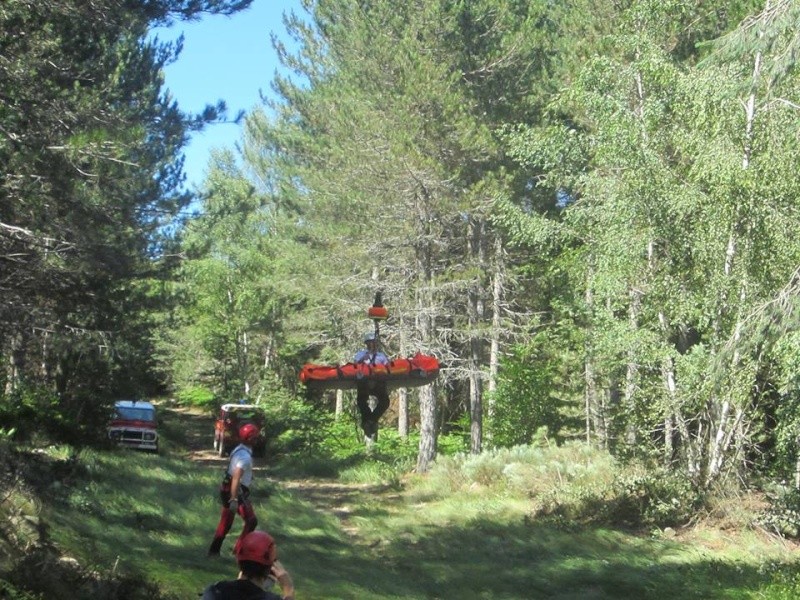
236 531 277 566
239 423 260 444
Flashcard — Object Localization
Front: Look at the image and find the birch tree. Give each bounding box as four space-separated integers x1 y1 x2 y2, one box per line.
501 0 799 484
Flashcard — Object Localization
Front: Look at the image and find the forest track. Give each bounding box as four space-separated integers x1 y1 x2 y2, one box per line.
280 478 399 541
164 403 394 542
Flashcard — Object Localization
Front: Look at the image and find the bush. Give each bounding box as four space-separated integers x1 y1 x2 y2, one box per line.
534 467 703 529
174 386 215 410
487 338 565 447
756 486 800 538
0 384 112 446
415 441 615 501
0 579 42 600
415 441 701 529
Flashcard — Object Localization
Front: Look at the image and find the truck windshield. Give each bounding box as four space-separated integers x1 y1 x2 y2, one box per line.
116 407 155 422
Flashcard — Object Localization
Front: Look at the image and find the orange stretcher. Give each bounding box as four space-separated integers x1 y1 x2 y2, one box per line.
300 352 440 391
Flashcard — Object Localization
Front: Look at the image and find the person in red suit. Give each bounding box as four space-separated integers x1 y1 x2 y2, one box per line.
208 423 261 556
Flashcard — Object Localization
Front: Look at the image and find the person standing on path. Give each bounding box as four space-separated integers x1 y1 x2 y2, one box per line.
208 423 260 556
201 530 295 600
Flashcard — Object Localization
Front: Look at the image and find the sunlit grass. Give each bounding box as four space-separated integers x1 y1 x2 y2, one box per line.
34 409 800 599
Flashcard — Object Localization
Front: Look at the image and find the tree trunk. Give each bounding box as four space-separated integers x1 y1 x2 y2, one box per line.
415 188 437 473
335 389 343 418
469 366 482 454
707 31 764 483
4 332 23 395
398 387 408 438
624 287 642 448
417 384 437 472
488 235 503 398
468 216 486 454
584 268 596 444
584 264 607 447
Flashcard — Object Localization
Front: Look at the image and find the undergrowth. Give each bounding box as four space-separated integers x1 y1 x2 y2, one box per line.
5 405 800 599
412 442 702 530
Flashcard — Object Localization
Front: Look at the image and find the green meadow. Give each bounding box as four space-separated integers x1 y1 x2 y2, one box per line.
24 407 800 599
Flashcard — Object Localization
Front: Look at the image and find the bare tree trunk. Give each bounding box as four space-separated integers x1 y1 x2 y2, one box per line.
335 389 343 418
468 216 486 454
5 331 24 395
664 413 674 467
707 30 764 482
624 288 642 448
468 366 482 454
40 330 51 382
488 237 503 393
397 320 409 437
415 189 437 473
398 387 408 438
263 337 273 371
417 384 437 472
584 267 596 444
486 235 503 444
242 331 250 397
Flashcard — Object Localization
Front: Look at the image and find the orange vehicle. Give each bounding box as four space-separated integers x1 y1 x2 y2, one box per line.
213 403 266 457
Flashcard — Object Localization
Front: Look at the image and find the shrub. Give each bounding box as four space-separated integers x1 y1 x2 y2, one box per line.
0 579 41 600
0 384 111 446
415 442 616 501
756 486 800 538
533 466 703 529
415 440 701 529
174 386 215 410
487 337 566 447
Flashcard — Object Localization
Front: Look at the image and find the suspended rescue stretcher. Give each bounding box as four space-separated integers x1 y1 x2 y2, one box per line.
300 352 440 391
299 291 440 391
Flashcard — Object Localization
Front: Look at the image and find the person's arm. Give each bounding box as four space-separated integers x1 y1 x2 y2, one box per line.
271 560 295 600
228 465 244 506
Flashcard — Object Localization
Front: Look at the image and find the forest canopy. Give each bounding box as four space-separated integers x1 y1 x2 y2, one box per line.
4 0 800 485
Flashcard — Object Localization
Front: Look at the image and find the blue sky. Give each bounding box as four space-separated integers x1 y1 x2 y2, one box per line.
151 0 302 189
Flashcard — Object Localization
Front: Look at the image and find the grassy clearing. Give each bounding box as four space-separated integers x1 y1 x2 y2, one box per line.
32 407 800 599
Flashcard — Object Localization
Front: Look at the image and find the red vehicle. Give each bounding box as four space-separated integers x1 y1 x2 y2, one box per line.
108 399 159 453
213 403 266 456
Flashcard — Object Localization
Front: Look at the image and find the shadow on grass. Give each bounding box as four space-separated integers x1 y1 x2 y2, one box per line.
42 405 797 600
284 515 780 600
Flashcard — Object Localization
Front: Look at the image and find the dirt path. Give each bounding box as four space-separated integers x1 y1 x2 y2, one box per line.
165 403 389 541
280 479 392 540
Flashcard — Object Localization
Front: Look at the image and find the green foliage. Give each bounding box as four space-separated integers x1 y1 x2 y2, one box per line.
416 441 701 529
488 335 568 447
756 564 800 600
534 469 703 530
757 486 800 539
337 448 415 488
163 153 318 400
416 442 616 499
257 388 332 459
0 384 111 446
0 0 254 440
9 408 800 599
436 430 470 456
271 403 422 482
174 386 216 410
499 0 800 486
0 580 42 600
